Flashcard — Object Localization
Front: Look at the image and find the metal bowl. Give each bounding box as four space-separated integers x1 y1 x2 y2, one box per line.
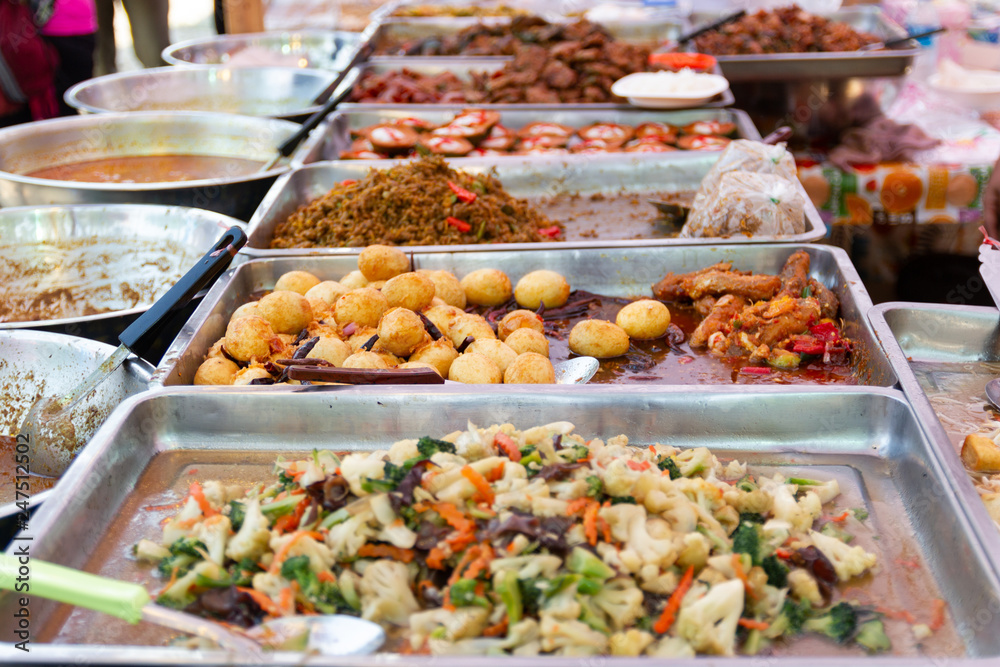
0 111 299 219
65 66 338 122
162 29 362 70
0 330 153 548
0 203 244 361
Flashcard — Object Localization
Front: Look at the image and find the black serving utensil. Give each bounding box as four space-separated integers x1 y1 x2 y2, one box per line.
676 10 746 46
859 26 946 51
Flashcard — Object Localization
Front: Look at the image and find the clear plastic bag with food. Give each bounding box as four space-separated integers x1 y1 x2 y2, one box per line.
680 171 806 238
693 139 798 207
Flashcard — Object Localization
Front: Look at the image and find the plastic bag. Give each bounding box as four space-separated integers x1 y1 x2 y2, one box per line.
693 139 798 207
680 171 806 238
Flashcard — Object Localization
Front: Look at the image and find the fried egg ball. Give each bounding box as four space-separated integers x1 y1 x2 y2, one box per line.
448 313 496 347
397 361 441 376
377 307 428 357
358 244 410 282
514 270 570 309
306 280 350 307
382 272 436 312
224 316 275 363
448 352 502 384
206 337 226 359
309 335 352 367
307 298 331 320
425 270 466 308
616 300 671 340
504 328 549 357
193 357 239 385
503 352 555 384
347 327 378 352
467 339 518 374
409 339 459 377
423 305 464 338
569 319 630 358
231 302 261 321
256 290 313 335
231 366 273 386
461 268 512 307
335 287 388 328
497 309 544 341
340 270 369 289
274 270 321 295
343 351 389 369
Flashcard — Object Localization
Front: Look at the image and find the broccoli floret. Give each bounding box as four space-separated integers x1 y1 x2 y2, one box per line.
565 444 590 461
767 598 811 638
417 436 456 458
804 602 857 643
657 456 682 480
738 512 765 524
610 496 637 505
820 521 854 544
852 508 869 522
585 475 604 498
520 578 546 617
731 522 765 565
736 475 758 492
228 557 261 586
362 461 408 493
156 537 207 577
228 500 246 531
280 555 349 614
567 547 615 581
855 618 891 653
450 578 490 608
761 555 788 588
277 469 297 487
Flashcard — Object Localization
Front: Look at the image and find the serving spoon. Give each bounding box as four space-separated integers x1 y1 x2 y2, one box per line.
0 554 384 656
20 226 247 477
985 379 1000 412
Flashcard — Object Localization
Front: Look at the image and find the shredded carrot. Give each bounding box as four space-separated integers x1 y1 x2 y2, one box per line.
427 546 448 570
188 481 219 517
583 500 600 546
829 511 850 523
485 462 506 483
494 433 521 462
187 468 199 475
775 548 793 559
929 598 947 631
597 515 612 544
577 456 590 463
357 543 416 563
143 502 181 512
317 571 337 583
626 460 651 471
565 498 591 516
449 546 481 585
877 606 917 624
446 531 477 552
506 541 518 553
279 586 295 615
159 565 180 597
291 468 308 481
273 496 310 534
738 618 770 630
653 565 694 634
421 471 440 488
731 554 758 599
894 558 920 569
236 586 283 617
270 530 324 573
434 502 475 533
463 544 495 580
461 466 495 505
482 617 509 637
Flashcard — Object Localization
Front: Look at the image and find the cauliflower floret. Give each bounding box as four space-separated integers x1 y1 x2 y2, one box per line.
501 618 540 650
541 585 581 620
600 504 678 569
548 478 588 500
495 478 548 512
674 447 714 478
609 629 654 656
646 636 696 657
769 484 822 533
787 568 823 606
252 570 291 600
270 532 334 574
339 452 387 496
539 615 608 656
809 530 877 581
676 532 711 569
159 561 225 606
387 438 420 464
722 487 773 516
359 559 419 626
191 514 232 565
592 577 644 631
521 421 575 445
492 463 528 495
326 505 376 560
162 497 203 546
675 579 745 656
799 478 841 504
602 459 641 497
411 606 490 646
134 539 170 563
295 460 327 488
225 497 270 563
531 496 570 517
427 638 505 655
370 494 417 549
201 480 244 509
454 422 496 461
638 563 678 595
648 486 698 534
489 555 563 579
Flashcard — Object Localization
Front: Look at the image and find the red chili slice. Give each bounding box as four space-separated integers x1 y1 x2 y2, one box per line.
448 180 477 203
538 226 561 238
792 341 825 356
446 216 471 232
740 366 772 375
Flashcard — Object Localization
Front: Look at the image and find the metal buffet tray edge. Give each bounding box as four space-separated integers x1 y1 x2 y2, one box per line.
4 385 1000 662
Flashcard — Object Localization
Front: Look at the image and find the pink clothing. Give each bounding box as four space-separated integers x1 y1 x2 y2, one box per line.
42 0 98 36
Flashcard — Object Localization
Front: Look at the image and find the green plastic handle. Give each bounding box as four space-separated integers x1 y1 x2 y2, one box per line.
0 553 150 624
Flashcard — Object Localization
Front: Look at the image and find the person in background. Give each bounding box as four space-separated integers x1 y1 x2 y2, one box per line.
0 0 60 127
40 0 97 115
985 157 1000 240
94 0 169 74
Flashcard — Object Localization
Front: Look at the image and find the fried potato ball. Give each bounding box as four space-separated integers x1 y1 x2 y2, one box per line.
367 280 387 290
461 268 512 306
193 357 239 385
514 270 570 309
448 352 502 384
504 328 549 357
231 302 261 320
497 309 544 341
397 361 441 376
468 338 518 374
448 313 497 347
306 280 350 307
343 351 389 369
340 270 369 289
569 319 630 358
347 327 378 352
425 270 466 308
232 366 273 386
382 272 436 311
503 352 555 384
616 300 671 340
274 270 321 295
307 297 332 320
409 339 459 377
423 305 464 338
206 337 226 359
309 335 352 367
377 307 428 357
335 287 388 328
256 290 313 335
224 316 275 363
358 244 410 282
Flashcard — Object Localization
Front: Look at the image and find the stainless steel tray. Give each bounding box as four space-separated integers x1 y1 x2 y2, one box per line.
371 0 567 23
868 302 1000 574
338 57 737 108
244 154 826 254
152 244 893 388
162 29 363 69
687 6 919 82
3 386 999 662
294 106 759 165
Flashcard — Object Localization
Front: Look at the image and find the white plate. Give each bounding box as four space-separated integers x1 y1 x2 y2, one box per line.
611 71 730 110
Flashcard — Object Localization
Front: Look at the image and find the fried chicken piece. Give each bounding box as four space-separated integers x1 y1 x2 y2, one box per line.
693 295 717 318
777 250 810 299
684 271 782 301
808 278 839 320
745 298 822 348
651 262 732 301
690 294 747 348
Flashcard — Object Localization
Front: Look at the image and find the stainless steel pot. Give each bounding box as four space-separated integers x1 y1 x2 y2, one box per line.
162 29 363 70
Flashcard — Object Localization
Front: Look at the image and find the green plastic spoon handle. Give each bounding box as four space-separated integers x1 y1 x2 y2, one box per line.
0 553 150 624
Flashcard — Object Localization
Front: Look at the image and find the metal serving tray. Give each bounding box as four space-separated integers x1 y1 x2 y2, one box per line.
151 244 893 388
294 106 759 165
687 6 919 82
2 386 999 662
244 154 825 255
371 0 558 23
337 57 737 109
868 302 1000 574
162 29 363 69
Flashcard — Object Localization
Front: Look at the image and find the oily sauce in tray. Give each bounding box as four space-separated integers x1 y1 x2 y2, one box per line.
26 155 265 184
0 435 57 504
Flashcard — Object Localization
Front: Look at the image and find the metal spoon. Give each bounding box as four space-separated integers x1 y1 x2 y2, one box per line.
20 226 247 477
284 356 600 385
0 554 384 656
984 378 1000 411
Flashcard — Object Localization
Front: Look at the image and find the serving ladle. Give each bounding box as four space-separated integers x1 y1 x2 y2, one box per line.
20 226 247 478
0 554 385 656
985 379 1000 412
